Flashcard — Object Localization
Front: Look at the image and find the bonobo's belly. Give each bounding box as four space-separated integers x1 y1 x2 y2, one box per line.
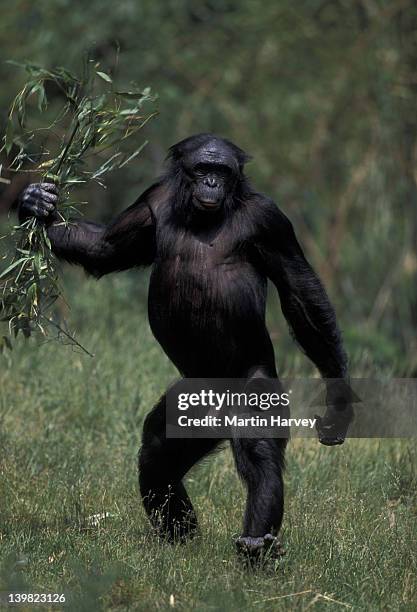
148 257 269 376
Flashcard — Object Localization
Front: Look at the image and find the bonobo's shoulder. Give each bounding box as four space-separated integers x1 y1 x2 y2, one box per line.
247 193 293 236
136 181 171 215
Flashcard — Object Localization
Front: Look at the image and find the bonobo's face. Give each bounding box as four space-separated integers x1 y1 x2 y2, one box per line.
181 139 240 212
190 162 234 212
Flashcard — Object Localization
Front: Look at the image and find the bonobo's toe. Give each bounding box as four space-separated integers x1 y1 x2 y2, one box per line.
235 533 285 564
318 435 345 446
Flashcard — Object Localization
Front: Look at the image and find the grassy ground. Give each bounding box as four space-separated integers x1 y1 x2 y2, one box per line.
0 272 416 611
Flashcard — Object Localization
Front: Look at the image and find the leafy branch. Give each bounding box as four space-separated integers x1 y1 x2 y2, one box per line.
0 59 157 355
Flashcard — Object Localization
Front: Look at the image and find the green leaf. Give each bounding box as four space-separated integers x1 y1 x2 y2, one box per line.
96 71 112 83
115 91 144 100
0 257 29 279
119 108 142 116
37 83 47 111
5 121 14 155
61 177 86 184
34 253 43 275
91 152 123 179
91 94 106 111
44 173 61 183
119 141 148 168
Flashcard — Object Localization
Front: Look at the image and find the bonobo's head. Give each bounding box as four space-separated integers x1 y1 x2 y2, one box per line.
168 134 250 214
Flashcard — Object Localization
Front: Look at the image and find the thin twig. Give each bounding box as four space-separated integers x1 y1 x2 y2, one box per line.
42 315 94 357
55 120 80 176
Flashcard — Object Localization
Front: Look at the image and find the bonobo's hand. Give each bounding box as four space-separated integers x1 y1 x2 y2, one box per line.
19 183 59 222
315 379 354 446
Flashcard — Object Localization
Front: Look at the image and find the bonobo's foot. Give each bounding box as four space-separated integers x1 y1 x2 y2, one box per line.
159 523 198 544
235 534 285 565
151 512 198 544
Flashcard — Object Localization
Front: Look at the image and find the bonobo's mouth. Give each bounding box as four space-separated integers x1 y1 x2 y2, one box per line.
193 196 221 211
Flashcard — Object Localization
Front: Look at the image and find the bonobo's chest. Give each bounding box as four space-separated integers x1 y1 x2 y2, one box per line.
148 209 267 325
150 209 264 303
154 213 253 276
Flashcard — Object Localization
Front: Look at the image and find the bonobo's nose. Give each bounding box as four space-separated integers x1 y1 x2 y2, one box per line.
204 176 218 188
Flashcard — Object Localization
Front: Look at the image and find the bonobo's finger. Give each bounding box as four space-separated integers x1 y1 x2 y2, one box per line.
26 183 43 195
21 196 54 217
26 182 57 196
21 185 40 205
38 189 58 205
26 193 56 210
39 182 59 194
20 184 57 218
27 203 51 219
315 415 346 446
26 183 58 202
24 194 54 210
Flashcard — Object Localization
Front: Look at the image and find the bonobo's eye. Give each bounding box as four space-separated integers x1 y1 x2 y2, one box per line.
193 163 232 178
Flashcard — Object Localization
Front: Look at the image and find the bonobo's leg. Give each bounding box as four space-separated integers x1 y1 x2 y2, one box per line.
138 393 220 542
231 437 286 560
232 367 287 561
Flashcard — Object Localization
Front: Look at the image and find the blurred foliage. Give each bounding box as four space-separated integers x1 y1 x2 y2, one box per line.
0 0 416 373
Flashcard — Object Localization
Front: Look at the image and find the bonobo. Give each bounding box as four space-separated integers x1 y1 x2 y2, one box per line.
18 133 350 560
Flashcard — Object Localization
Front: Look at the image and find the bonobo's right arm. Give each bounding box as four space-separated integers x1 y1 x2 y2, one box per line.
18 183 158 277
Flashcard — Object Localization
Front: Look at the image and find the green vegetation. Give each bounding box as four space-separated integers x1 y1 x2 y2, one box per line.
0 61 155 351
0 271 416 610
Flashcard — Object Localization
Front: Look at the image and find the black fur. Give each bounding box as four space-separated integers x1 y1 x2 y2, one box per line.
18 134 348 554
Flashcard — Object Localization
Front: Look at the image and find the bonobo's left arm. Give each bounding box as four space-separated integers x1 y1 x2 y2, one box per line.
255 201 347 378
255 200 352 444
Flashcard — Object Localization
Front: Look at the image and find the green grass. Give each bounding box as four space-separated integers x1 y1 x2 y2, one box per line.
0 271 416 611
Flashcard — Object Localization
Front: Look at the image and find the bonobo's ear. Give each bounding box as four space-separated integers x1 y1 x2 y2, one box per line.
167 142 183 162
226 140 252 170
